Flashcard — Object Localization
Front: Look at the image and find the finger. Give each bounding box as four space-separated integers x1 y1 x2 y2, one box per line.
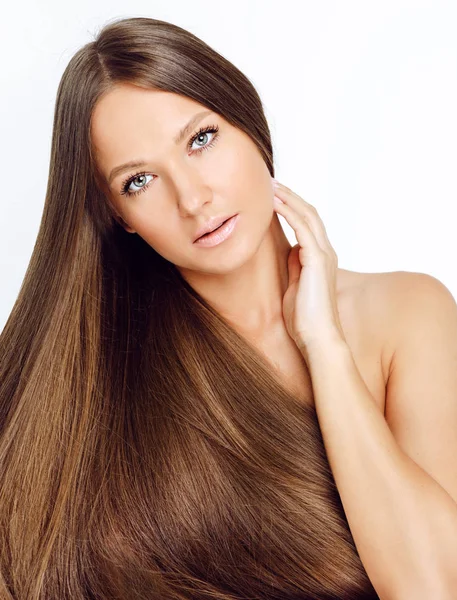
273 181 335 254
272 183 321 238
273 196 323 257
273 180 313 212
273 190 328 255
287 244 302 287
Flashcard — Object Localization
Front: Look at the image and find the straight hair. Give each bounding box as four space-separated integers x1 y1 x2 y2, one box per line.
0 16 378 599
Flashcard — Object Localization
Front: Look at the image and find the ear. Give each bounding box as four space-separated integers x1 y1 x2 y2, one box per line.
114 214 136 234
109 202 136 233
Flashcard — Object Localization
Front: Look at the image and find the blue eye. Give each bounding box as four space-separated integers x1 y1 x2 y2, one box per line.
119 124 220 198
187 124 219 153
119 173 153 197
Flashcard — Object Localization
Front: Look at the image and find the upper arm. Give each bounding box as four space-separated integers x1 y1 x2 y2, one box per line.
381 271 457 505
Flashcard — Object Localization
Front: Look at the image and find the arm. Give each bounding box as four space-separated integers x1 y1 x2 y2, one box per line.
299 274 457 599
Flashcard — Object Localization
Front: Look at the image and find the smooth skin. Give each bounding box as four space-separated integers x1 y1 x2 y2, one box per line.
90 83 348 349
271 181 346 353
90 83 457 545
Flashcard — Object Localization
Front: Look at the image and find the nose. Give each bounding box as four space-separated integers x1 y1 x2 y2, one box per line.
173 172 213 216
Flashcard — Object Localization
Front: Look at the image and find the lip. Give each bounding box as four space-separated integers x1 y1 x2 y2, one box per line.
193 214 240 247
193 214 237 242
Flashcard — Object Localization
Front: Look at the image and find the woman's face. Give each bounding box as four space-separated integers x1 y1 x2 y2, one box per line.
91 83 275 274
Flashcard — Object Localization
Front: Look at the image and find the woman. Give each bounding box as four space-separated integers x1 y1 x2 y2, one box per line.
1 16 457 600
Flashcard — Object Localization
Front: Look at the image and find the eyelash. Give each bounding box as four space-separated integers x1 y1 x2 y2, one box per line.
120 124 220 197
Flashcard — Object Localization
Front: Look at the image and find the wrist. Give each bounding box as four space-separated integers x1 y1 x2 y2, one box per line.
295 331 350 363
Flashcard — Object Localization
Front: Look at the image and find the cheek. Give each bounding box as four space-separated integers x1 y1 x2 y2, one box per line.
141 221 173 245
132 213 186 257
225 141 269 193
212 142 253 185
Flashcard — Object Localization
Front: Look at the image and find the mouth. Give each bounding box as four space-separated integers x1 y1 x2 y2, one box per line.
197 218 229 239
193 214 240 247
194 215 236 242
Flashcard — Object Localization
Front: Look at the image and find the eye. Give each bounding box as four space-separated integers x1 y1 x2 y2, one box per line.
120 173 153 197
187 124 220 153
119 124 220 198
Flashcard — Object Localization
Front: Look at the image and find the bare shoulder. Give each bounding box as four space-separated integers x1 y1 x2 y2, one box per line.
336 268 407 387
336 268 450 413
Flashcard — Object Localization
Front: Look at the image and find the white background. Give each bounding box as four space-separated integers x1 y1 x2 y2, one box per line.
1 0 456 332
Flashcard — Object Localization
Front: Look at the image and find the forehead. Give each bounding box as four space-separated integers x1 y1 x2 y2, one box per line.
90 84 211 173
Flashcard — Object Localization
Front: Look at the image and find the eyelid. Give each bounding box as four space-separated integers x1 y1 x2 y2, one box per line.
186 123 218 151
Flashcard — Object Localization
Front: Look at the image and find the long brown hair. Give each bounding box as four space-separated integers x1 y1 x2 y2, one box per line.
0 17 379 599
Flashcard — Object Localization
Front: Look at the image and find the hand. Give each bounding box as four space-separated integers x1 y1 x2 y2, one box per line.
272 178 347 353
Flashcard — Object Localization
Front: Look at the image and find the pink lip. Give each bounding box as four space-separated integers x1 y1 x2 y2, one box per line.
193 214 236 242
193 214 240 247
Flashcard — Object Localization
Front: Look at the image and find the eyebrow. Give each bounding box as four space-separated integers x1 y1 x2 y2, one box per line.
107 109 213 186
